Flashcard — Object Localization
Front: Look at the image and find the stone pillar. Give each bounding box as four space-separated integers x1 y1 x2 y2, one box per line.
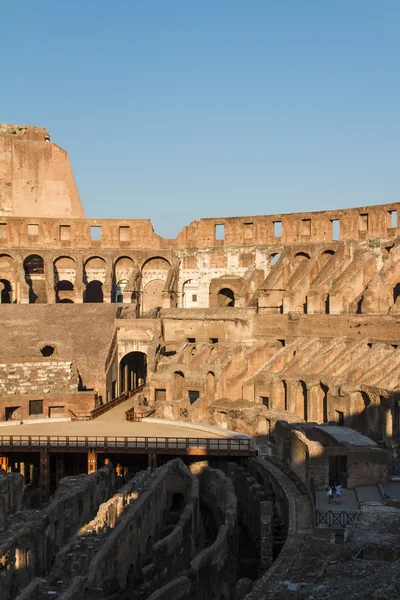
44 258 55 304
148 453 157 471
56 455 65 487
39 449 50 501
259 500 274 574
103 258 113 304
88 450 97 474
384 408 393 440
18 258 30 304
286 380 297 414
74 254 84 303
308 385 322 423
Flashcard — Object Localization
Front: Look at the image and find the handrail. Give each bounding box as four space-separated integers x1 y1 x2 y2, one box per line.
90 385 145 419
69 385 145 421
316 510 357 528
125 408 155 422
0 435 252 453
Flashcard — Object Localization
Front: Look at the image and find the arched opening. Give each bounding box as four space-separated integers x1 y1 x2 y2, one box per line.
119 351 147 395
294 252 311 259
114 257 135 302
321 383 329 423
173 371 185 400
115 279 128 303
142 280 165 313
275 380 288 411
270 253 281 265
296 381 308 421
141 257 170 314
0 279 12 303
83 280 103 303
84 257 106 302
54 256 76 303
218 288 235 307
206 371 215 401
24 255 45 304
56 279 74 303
57 280 74 291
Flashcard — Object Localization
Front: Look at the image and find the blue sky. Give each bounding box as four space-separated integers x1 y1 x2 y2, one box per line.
1 1 399 238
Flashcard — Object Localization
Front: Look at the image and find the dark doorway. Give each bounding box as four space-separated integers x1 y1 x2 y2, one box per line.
0 279 11 303
329 455 347 487
119 352 147 394
218 288 235 307
84 280 104 303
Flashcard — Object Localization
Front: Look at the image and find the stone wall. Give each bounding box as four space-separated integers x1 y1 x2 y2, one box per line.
148 467 238 600
0 125 84 219
0 361 78 397
0 464 116 600
0 472 24 531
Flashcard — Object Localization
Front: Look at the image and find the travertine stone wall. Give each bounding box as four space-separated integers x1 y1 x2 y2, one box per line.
0 361 78 396
0 125 84 219
0 472 24 531
0 464 116 600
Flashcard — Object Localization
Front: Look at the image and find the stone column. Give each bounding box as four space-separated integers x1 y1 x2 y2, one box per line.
103 258 113 303
44 257 55 304
56 455 65 488
88 450 97 474
74 254 84 303
148 453 157 471
39 449 50 501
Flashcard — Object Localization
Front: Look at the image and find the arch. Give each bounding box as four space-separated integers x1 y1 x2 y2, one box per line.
206 371 216 401
57 280 74 291
24 254 44 276
54 255 76 269
218 288 235 307
24 255 45 304
275 380 288 411
295 381 308 421
119 351 147 395
0 254 14 272
141 256 171 271
142 279 165 314
270 253 281 265
84 256 107 287
0 279 12 304
83 280 103 303
173 371 185 400
294 252 311 259
114 257 135 302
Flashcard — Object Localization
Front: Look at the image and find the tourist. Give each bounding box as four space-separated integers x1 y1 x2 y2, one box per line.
335 483 342 504
327 484 334 504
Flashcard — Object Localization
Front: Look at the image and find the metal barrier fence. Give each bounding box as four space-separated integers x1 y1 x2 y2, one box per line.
69 385 144 421
316 510 357 528
0 435 252 453
390 457 400 477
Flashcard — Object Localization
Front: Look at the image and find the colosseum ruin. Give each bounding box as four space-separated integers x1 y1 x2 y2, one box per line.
0 124 399 599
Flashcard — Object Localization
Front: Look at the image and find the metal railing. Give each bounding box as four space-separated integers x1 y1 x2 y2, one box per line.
390 457 400 477
69 385 144 421
316 510 357 528
0 435 252 453
125 408 155 422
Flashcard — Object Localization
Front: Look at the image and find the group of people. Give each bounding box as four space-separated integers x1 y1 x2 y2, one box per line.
327 482 342 504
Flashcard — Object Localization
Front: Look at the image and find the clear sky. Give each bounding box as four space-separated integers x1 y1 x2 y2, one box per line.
1 1 399 238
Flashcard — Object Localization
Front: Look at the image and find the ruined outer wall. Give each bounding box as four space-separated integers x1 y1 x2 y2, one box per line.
0 125 84 219
0 304 117 397
0 202 398 248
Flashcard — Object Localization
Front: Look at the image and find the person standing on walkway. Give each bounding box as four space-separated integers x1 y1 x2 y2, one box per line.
327 484 334 504
335 483 342 504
